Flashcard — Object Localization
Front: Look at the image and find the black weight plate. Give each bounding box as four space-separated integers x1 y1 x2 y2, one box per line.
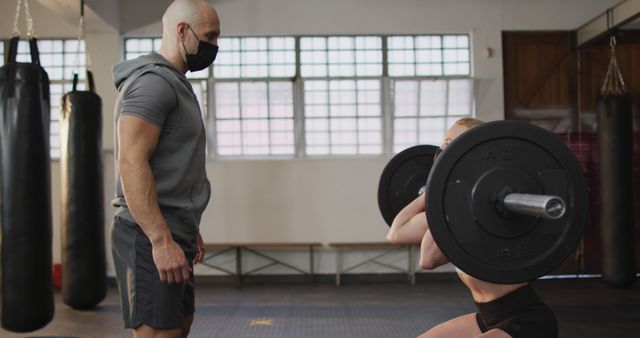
426 121 588 284
378 145 439 226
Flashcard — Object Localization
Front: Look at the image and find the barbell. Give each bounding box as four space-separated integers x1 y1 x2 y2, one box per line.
377 121 588 284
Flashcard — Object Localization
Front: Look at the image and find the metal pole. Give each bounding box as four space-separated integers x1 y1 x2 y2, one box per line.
502 193 566 219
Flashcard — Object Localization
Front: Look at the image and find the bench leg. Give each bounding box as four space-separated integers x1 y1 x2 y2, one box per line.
336 248 342 286
310 246 316 283
236 247 243 285
409 246 416 285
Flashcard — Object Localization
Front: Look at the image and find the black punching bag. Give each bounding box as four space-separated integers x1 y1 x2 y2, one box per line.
60 71 106 309
597 94 636 287
0 37 54 332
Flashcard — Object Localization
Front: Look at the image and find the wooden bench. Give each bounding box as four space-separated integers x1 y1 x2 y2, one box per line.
329 242 417 285
202 242 322 283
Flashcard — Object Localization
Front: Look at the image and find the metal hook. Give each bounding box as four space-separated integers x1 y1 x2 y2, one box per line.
609 36 617 53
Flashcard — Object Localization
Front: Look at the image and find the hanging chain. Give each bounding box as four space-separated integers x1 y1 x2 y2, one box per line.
600 36 628 95
12 0 22 37
12 0 37 38
73 0 91 74
73 0 85 73
24 0 35 38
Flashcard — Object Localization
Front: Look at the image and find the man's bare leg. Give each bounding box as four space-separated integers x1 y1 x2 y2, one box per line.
182 315 194 337
134 325 184 338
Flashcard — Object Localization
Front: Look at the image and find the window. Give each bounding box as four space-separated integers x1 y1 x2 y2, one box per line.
304 79 382 155
125 34 473 158
301 36 383 155
300 36 382 77
214 37 296 79
16 39 86 159
387 35 470 76
212 37 296 156
392 79 473 152
215 81 294 156
124 38 161 62
388 34 472 153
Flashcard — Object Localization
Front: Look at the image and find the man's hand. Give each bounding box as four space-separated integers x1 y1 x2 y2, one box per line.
152 238 191 284
193 232 206 265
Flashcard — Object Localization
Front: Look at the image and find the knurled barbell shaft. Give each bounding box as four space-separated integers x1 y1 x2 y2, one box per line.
502 193 566 220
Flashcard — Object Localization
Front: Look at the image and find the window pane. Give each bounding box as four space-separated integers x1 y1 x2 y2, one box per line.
394 81 418 117
190 80 208 119
420 81 447 116
393 79 474 152
124 38 161 56
301 36 383 78
419 117 446 145
448 79 473 116
388 36 414 49
214 37 295 79
388 34 470 77
304 79 382 156
214 81 295 156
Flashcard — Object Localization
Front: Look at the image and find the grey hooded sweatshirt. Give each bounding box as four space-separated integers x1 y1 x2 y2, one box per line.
112 52 210 245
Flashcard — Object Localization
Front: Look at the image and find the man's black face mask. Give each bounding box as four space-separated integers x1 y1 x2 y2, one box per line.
182 25 218 72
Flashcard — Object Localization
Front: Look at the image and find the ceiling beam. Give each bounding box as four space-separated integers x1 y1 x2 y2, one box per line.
576 0 640 47
35 0 119 32
119 0 171 34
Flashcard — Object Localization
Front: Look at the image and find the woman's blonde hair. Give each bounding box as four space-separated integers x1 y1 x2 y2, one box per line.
455 117 484 129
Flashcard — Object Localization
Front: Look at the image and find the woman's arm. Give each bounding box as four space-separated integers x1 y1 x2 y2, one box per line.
386 194 428 245
419 229 449 270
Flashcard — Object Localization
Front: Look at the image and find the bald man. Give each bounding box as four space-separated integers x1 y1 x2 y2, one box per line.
110 0 220 336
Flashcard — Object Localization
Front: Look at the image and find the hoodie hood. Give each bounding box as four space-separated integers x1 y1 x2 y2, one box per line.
112 52 184 89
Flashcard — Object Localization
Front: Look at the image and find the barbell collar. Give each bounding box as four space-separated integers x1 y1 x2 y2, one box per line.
502 193 566 220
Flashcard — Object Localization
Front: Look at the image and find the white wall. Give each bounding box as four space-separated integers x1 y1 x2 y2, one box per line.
0 0 622 277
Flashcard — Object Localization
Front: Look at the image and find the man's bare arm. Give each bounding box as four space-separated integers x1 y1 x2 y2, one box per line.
117 115 190 284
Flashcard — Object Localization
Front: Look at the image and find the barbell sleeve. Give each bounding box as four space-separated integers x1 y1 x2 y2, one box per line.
502 193 566 220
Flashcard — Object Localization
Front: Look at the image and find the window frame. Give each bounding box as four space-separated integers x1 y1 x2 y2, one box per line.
209 78 298 159
208 36 298 159
389 76 475 153
123 33 474 160
297 35 385 157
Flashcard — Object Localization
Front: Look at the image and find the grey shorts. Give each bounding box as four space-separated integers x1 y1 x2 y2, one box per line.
111 216 195 329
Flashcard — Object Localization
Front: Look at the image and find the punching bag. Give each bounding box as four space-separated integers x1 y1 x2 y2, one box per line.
60 71 106 309
598 94 636 287
597 36 636 288
0 37 54 332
